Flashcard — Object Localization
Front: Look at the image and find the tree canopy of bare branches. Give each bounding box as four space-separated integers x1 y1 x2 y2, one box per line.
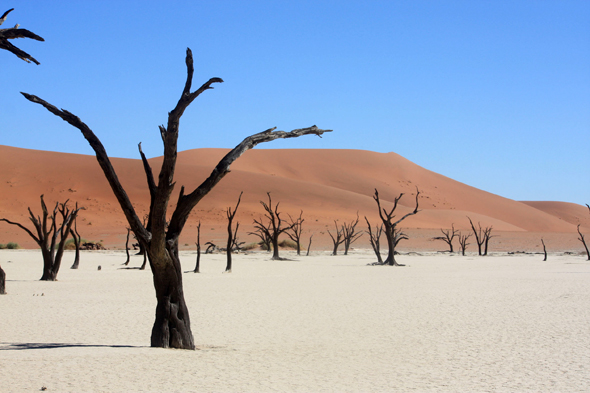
22 48 331 349
327 221 345 256
252 192 296 260
0 195 82 280
458 232 471 256
372 188 420 266
432 224 458 253
342 213 363 255
286 210 304 256
365 217 384 264
0 8 44 64
577 224 589 261
225 192 243 272
467 217 494 256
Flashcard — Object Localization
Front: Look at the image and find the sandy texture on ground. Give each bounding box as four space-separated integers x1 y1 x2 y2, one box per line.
1 249 589 392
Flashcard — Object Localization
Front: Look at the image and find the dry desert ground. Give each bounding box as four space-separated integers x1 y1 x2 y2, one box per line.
1 249 589 392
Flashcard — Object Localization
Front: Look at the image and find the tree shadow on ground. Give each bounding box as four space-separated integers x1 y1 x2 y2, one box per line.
0 342 145 350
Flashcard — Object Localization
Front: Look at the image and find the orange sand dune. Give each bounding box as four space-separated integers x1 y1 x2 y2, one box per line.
0 145 587 251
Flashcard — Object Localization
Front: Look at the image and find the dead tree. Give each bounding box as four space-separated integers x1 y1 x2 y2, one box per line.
458 232 471 256
372 188 420 266
342 213 363 255
0 8 44 64
123 228 131 266
327 221 345 255
306 234 313 256
541 238 547 261
0 264 5 294
22 48 330 348
483 226 495 256
252 193 295 260
286 210 304 255
69 205 82 269
225 192 242 273
467 217 486 256
365 217 384 264
193 221 201 273
1 195 82 280
432 224 458 253
577 224 590 260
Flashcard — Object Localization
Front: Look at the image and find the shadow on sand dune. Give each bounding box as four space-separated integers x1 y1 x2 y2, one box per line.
0 342 145 350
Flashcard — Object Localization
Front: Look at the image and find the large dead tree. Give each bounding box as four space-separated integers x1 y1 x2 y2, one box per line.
22 49 330 349
69 205 82 269
327 220 345 256
432 224 458 253
458 232 471 256
342 213 363 255
252 193 295 260
483 226 495 256
225 192 242 273
372 188 420 266
365 217 384 264
467 217 494 256
1 195 82 280
286 210 304 256
0 8 44 64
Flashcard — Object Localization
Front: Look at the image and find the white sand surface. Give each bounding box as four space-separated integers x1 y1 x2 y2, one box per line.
1 249 589 392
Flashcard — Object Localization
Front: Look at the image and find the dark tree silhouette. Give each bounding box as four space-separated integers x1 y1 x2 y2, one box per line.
252 193 295 260
483 226 495 256
306 234 313 256
0 8 44 64
432 224 458 253
342 213 363 255
69 204 82 269
225 192 243 273
22 49 330 349
0 264 5 294
541 238 547 261
286 210 304 256
327 221 345 256
458 232 471 256
365 217 384 264
577 224 589 261
123 228 131 266
249 222 272 252
372 188 420 266
467 217 493 256
1 195 82 280
193 221 201 273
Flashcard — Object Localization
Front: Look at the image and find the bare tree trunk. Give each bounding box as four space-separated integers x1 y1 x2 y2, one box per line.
70 209 81 269
253 193 295 260
0 264 5 294
432 224 457 253
328 221 344 256
140 253 148 270
342 213 362 255
306 234 313 256
365 217 383 264
577 225 590 261
193 221 201 273
123 228 131 266
286 211 304 256
225 192 242 272
541 238 547 261
458 232 471 256
468 217 485 256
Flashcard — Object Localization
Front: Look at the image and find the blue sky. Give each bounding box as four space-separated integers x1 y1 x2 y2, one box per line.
1 1 589 205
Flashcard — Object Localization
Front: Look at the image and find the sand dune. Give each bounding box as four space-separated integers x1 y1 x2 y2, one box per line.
0 145 587 251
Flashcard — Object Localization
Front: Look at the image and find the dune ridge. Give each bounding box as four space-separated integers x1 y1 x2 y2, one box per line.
0 145 588 251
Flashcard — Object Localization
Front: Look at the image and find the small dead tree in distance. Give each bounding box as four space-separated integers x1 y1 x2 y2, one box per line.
467 217 493 256
327 220 345 256
69 205 82 269
22 48 331 349
249 221 272 252
0 8 44 64
252 192 295 260
286 210 304 256
342 213 363 255
306 234 313 256
193 221 201 273
0 195 82 280
225 192 243 273
458 232 471 256
432 224 458 253
365 217 384 264
372 188 420 266
541 238 547 261
123 228 131 266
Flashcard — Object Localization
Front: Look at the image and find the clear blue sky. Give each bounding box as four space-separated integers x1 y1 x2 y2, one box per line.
1 1 589 205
